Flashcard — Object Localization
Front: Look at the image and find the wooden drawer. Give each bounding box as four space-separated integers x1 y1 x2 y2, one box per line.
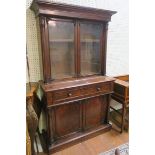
80 82 112 95
53 88 80 102
47 82 113 105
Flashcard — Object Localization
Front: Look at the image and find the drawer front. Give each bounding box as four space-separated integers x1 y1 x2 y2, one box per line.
81 82 112 95
47 82 113 105
53 88 81 102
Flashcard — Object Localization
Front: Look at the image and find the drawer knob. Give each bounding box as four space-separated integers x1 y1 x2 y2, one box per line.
97 87 101 91
68 93 72 97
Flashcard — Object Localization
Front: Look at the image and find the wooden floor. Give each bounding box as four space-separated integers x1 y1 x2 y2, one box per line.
39 125 128 155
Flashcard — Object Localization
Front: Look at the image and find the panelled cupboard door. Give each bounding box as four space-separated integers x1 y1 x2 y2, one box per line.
48 19 75 80
83 96 108 130
49 101 82 139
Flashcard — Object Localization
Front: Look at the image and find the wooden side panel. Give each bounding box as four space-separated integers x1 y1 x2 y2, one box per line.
114 83 125 96
115 75 129 81
84 96 107 130
39 16 51 83
53 102 81 139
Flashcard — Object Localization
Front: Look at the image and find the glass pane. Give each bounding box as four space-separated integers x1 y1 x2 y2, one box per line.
80 22 102 76
48 20 74 79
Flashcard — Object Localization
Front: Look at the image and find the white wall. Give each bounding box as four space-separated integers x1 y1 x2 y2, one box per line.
26 0 128 82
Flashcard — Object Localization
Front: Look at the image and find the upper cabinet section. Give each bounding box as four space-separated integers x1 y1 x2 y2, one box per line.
30 0 116 22
30 0 116 83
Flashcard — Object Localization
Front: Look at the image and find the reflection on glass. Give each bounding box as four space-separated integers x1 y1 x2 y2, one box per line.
48 20 75 79
80 22 102 76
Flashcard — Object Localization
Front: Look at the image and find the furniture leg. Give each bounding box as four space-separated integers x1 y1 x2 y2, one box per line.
121 102 126 133
34 135 39 153
26 102 38 155
115 148 120 155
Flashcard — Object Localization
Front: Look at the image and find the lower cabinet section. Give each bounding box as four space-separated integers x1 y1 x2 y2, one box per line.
46 95 111 153
40 75 114 153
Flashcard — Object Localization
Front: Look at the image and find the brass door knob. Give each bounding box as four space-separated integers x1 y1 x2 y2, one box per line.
68 93 72 97
97 87 101 91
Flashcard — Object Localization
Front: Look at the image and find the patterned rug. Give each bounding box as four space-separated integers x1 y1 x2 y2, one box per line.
99 143 129 155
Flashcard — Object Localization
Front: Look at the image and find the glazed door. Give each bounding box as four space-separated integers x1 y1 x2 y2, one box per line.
48 18 75 80
47 18 105 80
80 22 103 76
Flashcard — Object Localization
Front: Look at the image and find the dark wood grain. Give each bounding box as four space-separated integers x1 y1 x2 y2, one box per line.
101 23 108 75
84 96 104 130
30 1 116 153
45 76 114 106
42 76 114 152
31 0 116 22
39 16 51 82
54 101 81 138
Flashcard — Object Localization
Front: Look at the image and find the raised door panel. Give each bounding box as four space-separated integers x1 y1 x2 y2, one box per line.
54 102 82 139
84 96 108 130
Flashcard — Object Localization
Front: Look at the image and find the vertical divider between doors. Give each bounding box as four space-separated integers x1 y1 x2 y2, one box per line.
79 101 83 130
100 96 104 124
74 20 81 77
74 21 77 77
76 21 81 77
101 22 108 75
82 100 86 131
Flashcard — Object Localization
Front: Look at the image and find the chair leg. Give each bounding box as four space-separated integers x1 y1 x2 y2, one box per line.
34 134 39 153
115 148 120 155
121 103 126 133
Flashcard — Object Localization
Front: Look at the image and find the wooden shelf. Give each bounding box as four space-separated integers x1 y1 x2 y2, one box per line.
50 39 74 42
49 39 100 43
81 39 100 43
